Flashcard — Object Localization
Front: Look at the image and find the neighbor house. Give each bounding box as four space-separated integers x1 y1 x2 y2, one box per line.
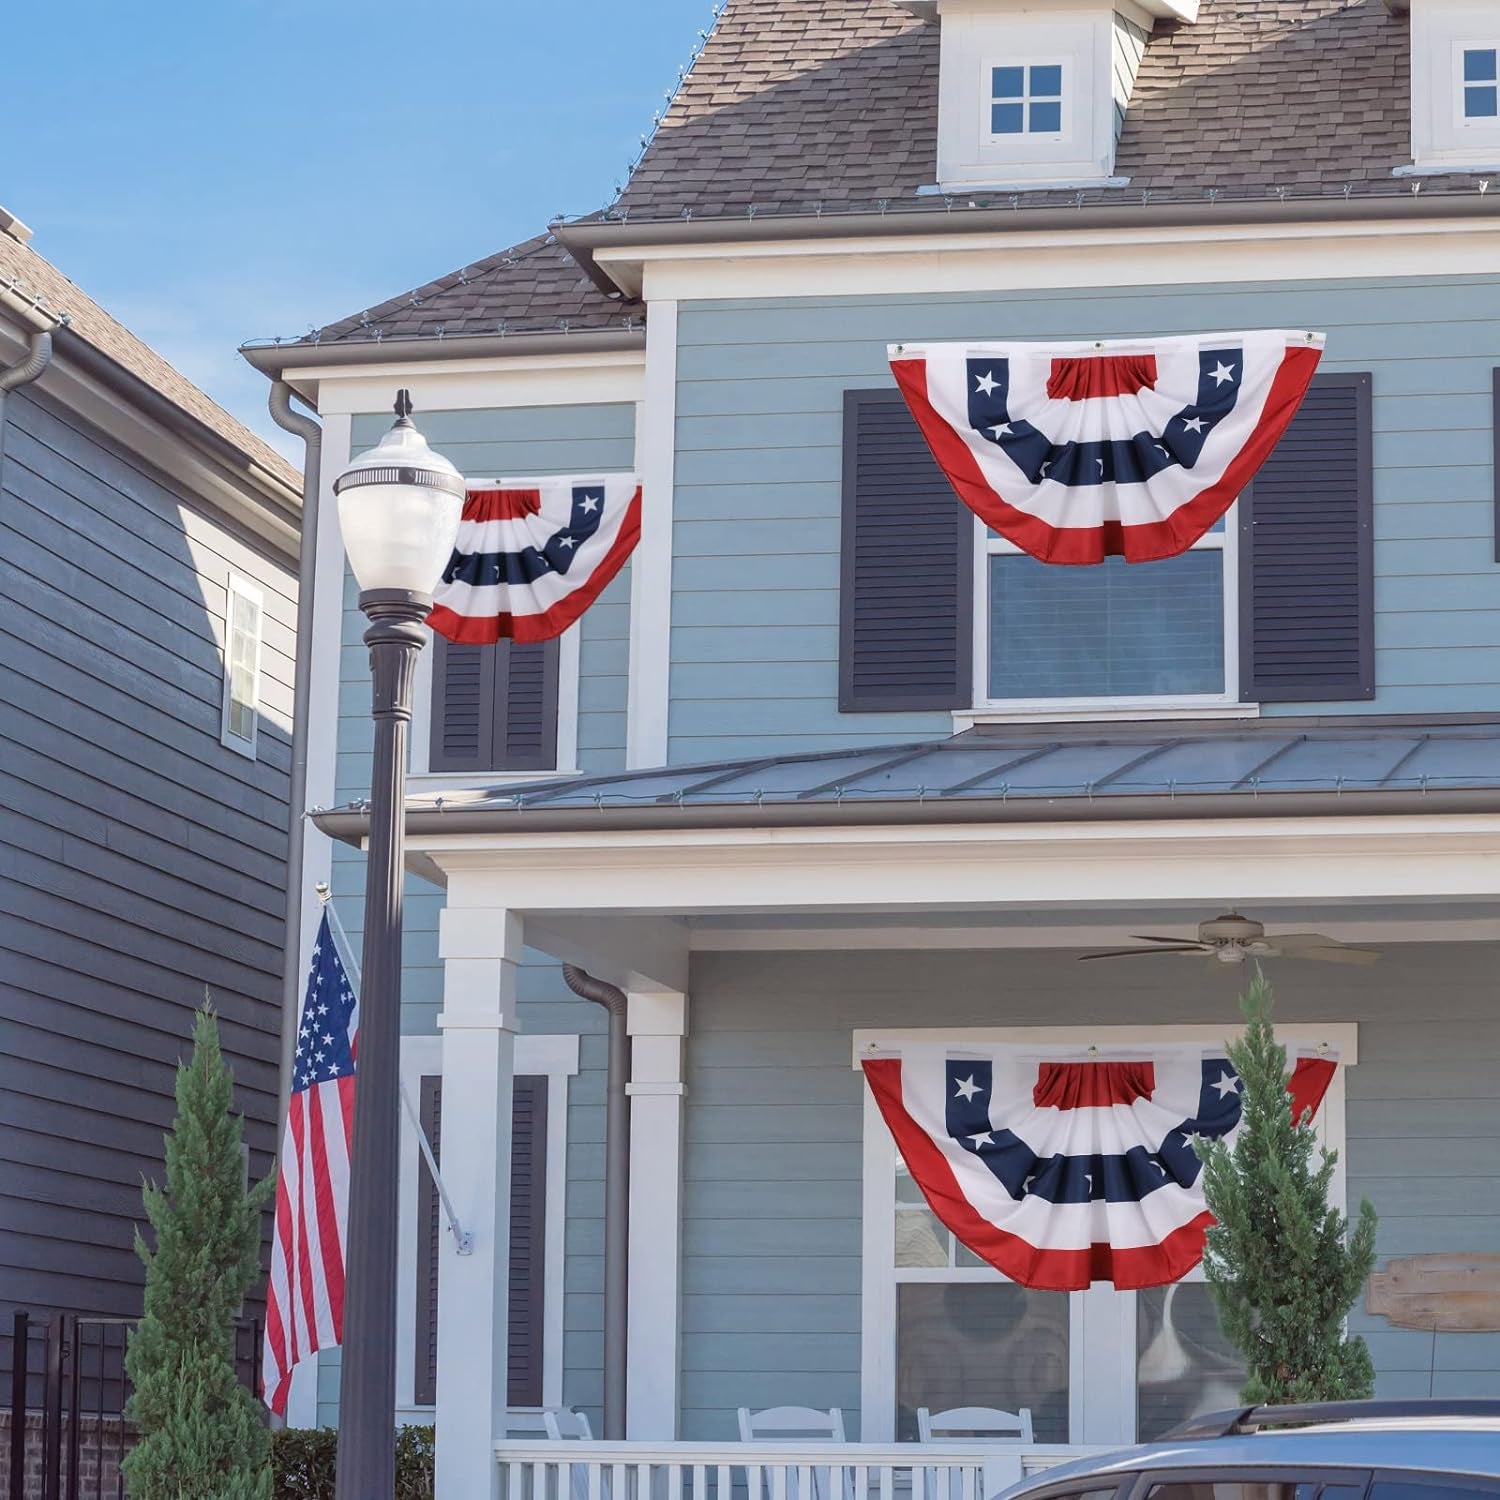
245 0 1500 1492
1 207 301 1456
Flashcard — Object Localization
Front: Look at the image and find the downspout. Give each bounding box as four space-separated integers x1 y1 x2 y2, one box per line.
0 328 54 464
561 965 630 1439
267 382 323 1123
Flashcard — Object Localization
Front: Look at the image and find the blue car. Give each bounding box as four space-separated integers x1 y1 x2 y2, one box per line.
998 1401 1500 1500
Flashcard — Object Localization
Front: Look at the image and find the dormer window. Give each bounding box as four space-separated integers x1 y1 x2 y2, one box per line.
989 63 1064 136
1462 45 1498 120
1401 2 1500 174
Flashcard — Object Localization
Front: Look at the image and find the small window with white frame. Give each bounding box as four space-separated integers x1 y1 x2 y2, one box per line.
976 509 1238 713
988 61 1065 137
220 574 263 758
1461 43 1499 122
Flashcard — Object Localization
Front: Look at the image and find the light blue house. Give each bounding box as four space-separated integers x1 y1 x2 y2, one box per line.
245 0 1500 1492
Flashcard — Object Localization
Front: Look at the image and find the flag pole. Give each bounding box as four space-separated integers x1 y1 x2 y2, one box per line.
319 887 472 1256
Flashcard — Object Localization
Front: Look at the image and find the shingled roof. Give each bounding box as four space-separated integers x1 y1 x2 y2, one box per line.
616 0 1481 220
287 0 1488 350
307 232 639 347
0 226 298 489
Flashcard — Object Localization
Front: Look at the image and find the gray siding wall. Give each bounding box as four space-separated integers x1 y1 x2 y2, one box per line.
0 388 293 1360
681 944 1500 1439
319 402 634 1426
670 275 1500 760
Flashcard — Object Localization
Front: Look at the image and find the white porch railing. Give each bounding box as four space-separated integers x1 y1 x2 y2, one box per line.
494 1441 1102 1500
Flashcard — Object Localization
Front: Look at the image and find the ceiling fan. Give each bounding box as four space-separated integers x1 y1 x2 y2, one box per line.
1080 911 1380 966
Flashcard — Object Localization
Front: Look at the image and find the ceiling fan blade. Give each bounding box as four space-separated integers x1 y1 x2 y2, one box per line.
1079 945 1212 961
1265 932 1343 951
1293 944 1381 966
1129 935 1208 946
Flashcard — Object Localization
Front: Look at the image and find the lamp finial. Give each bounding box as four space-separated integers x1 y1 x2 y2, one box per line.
393 388 414 425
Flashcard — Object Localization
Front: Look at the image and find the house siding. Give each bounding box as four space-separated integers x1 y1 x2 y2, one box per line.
669 274 1500 761
679 944 1500 1440
318 402 634 1427
0 387 293 1376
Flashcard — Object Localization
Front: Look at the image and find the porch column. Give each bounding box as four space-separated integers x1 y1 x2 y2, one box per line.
625 986 689 1438
433 903 522 1500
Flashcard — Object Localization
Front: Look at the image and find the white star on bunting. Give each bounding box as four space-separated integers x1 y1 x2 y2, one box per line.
953 1075 984 1102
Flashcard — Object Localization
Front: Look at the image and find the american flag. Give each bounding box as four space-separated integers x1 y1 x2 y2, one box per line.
263 909 358 1415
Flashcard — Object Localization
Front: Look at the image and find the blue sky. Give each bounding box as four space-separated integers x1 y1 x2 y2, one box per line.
4 0 714 459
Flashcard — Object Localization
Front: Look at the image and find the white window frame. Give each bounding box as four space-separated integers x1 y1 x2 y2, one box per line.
966 509 1250 724
395 1031 579 1424
220 572 264 759
1457 41 1500 125
855 1022 1357 1447
985 56 1070 143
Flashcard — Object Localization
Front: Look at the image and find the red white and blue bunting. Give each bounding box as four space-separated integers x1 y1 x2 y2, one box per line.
889 331 1324 564
863 1042 1337 1291
427 475 642 645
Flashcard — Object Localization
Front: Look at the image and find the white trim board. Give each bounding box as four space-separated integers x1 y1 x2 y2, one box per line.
299 354 643 417
411 813 1500 915
602 219 1500 302
396 1032 579 1416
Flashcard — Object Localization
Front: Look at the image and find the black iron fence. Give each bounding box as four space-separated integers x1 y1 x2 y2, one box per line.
4 1311 261 1500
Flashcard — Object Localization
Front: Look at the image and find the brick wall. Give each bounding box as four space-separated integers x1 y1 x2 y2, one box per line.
0 1411 134 1500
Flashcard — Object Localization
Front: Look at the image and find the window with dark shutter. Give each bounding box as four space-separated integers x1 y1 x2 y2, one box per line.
414 1074 548 1407
1238 372 1374 703
429 636 561 772
839 389 974 712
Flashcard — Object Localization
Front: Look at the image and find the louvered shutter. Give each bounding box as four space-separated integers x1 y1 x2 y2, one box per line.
414 1074 548 1407
839 388 974 712
1238 372 1374 702
429 637 560 772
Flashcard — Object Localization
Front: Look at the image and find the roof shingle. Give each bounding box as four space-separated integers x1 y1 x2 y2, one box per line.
307 232 639 347
0 229 299 489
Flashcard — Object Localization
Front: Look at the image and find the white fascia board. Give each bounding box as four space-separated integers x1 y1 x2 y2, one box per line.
408 813 1500 915
301 350 644 417
618 216 1500 302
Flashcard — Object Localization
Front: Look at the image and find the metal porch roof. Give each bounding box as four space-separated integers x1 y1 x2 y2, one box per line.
315 718 1500 843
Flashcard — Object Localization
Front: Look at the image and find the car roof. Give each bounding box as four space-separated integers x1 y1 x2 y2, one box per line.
1001 1424 1500 1499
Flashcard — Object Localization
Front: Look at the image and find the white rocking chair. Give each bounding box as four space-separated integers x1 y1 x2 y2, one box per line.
737 1407 852 1500
916 1406 1034 1500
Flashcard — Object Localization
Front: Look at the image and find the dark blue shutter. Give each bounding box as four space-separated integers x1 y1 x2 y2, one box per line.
414 1074 547 1408
1238 372 1374 703
839 389 973 712
430 637 560 772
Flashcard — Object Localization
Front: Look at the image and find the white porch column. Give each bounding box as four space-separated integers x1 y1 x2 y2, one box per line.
625 986 689 1438
433 903 522 1500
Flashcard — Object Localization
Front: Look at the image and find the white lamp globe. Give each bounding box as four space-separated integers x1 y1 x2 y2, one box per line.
334 390 466 596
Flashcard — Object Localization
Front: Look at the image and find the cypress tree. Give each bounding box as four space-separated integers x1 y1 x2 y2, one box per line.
124 1006 275 1499
1196 974 1378 1405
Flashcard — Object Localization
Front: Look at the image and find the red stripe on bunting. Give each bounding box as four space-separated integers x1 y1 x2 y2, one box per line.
463 488 542 521
1047 354 1158 401
1033 1060 1156 1110
1287 1055 1336 1125
891 344 1322 565
863 1058 1213 1291
427 486 643 645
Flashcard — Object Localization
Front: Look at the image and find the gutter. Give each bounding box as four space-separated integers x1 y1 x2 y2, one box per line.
554 189 1500 296
313 785 1500 845
240 327 645 379
267 381 323 1130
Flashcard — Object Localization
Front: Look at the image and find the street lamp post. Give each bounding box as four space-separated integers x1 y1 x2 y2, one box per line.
331 391 464 1500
